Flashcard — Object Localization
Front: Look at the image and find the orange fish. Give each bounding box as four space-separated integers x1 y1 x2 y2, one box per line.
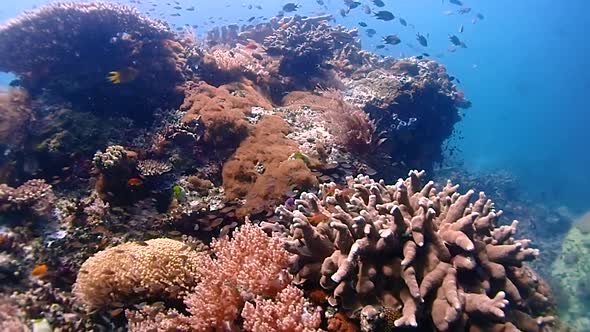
245 42 258 50
127 177 143 186
31 264 49 277
308 212 329 225
107 67 139 84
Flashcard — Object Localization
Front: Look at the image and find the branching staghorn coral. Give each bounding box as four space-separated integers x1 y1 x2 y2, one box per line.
271 170 554 332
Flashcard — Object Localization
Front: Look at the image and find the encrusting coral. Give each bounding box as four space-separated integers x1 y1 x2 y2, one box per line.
180 81 272 148
270 170 554 332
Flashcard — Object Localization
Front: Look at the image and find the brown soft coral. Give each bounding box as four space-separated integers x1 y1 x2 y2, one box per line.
222 115 318 216
282 90 348 113
273 171 554 332
180 81 272 148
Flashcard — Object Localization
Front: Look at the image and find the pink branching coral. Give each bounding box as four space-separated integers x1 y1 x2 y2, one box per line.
180 220 292 330
211 218 292 296
126 221 319 332
242 285 322 332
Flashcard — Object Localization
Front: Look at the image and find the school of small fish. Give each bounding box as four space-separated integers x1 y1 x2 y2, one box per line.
126 0 484 82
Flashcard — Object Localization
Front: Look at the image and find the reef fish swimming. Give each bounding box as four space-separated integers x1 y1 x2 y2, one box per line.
416 33 428 47
374 10 395 21
282 3 300 12
106 67 139 84
383 34 401 45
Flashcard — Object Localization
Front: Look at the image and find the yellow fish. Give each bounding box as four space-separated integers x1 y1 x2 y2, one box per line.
107 67 139 84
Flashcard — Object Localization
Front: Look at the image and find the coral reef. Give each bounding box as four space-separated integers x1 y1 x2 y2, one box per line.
0 299 30 332
0 2 558 331
262 15 357 80
0 89 32 183
0 2 184 119
122 222 322 331
93 145 140 204
433 166 572 277
0 89 30 150
343 59 470 174
551 220 590 332
320 91 381 156
270 170 554 331
0 179 54 216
